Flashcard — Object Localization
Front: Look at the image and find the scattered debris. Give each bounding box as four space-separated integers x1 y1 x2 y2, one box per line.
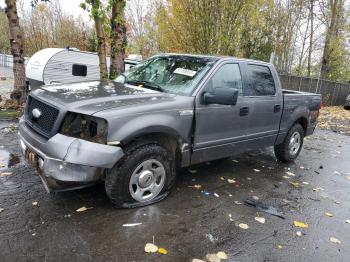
213 193 219 198
0 172 12 177
188 169 197 174
255 217 266 224
206 254 221 262
296 231 302 237
277 245 283 249
220 176 225 181
293 221 308 228
302 181 309 185
253 169 261 172
122 223 142 227
227 179 236 184
238 223 249 229
325 212 333 217
201 190 211 196
145 243 158 253
76 206 93 212
232 159 239 163
247 177 252 181
244 199 285 219
330 237 341 244
32 201 38 207
64 214 71 218
234 201 243 205
346 220 350 224
192 259 206 262
0 208 4 213
252 195 259 200
282 175 290 179
300 166 305 169
313 187 324 192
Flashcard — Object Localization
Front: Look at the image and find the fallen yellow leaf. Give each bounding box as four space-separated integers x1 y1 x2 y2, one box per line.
325 212 333 217
0 172 12 177
293 221 309 228
238 223 249 229
145 243 158 253
76 206 93 212
330 237 341 244
290 182 300 187
216 251 228 259
158 247 168 254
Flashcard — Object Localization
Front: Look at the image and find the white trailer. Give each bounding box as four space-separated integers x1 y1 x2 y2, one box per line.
26 48 141 88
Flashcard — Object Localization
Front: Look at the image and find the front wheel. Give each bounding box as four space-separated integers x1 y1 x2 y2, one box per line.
105 142 176 208
274 123 304 162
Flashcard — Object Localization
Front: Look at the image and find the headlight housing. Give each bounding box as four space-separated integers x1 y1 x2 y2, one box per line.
60 112 108 144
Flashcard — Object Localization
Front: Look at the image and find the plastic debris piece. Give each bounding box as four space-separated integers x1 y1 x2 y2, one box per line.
238 223 249 229
0 172 12 177
213 193 219 198
296 231 302 237
330 237 341 244
255 217 266 224
293 221 308 228
145 243 158 253
234 201 242 205
325 212 333 217
76 206 93 212
253 169 261 172
32 201 38 206
122 223 142 227
216 251 228 259
252 196 259 200
227 179 236 184
158 248 168 254
244 199 285 219
302 181 309 185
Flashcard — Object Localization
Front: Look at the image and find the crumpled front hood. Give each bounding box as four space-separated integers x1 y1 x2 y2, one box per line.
31 81 175 114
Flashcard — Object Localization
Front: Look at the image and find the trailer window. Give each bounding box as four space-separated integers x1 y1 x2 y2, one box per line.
72 64 87 77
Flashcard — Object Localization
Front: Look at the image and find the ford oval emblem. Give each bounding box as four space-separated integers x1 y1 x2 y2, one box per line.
32 108 42 118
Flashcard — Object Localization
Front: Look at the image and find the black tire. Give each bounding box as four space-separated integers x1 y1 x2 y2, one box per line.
274 123 304 163
105 142 176 208
344 105 350 110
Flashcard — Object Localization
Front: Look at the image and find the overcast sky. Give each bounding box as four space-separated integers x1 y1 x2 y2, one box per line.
0 0 91 21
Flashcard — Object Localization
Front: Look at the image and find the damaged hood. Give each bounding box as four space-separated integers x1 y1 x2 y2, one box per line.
31 81 177 115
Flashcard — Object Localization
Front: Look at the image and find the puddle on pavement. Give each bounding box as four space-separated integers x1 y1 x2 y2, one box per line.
0 147 20 171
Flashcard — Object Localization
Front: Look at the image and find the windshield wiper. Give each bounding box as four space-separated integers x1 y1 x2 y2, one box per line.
126 80 164 92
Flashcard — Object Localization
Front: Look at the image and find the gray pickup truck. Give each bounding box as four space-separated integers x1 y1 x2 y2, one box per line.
19 54 321 207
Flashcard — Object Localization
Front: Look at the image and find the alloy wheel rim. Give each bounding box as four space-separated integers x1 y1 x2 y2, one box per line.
289 131 301 156
129 159 166 202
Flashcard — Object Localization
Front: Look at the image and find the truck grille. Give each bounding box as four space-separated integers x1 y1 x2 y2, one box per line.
25 96 59 137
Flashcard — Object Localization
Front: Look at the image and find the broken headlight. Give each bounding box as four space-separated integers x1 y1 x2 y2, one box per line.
60 112 108 144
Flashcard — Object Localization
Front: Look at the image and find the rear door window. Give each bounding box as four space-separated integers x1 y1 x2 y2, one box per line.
245 64 275 96
72 64 87 77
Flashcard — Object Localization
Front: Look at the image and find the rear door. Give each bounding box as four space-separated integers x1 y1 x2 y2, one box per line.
241 63 283 146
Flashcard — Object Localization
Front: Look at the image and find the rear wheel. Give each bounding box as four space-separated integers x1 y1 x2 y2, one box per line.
274 123 304 162
105 142 176 208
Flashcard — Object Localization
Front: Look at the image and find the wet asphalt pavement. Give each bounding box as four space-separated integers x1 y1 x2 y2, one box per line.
0 120 350 262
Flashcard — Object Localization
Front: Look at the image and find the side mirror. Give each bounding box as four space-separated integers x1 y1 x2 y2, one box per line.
202 87 238 105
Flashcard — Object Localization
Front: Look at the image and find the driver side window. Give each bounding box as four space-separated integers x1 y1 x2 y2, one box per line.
207 63 243 94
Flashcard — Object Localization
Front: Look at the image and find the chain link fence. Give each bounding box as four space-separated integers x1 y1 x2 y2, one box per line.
280 74 350 106
0 53 29 68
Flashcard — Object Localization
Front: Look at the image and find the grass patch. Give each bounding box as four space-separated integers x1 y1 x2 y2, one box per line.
0 110 22 120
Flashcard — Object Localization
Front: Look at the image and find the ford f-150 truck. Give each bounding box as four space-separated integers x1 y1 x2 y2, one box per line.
19 54 321 208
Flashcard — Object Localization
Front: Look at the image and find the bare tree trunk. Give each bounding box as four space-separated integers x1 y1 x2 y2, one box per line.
5 0 26 104
320 0 342 79
109 0 126 80
307 0 314 77
91 0 108 80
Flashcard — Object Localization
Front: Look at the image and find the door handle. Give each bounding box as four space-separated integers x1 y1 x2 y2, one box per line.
240 107 249 116
274 104 281 112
